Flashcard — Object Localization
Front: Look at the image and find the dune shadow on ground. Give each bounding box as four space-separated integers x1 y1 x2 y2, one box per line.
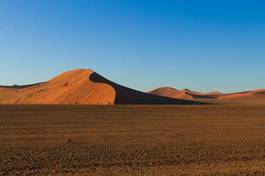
89 72 206 105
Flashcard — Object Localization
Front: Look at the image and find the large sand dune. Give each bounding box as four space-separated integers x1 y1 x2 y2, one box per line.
0 69 203 105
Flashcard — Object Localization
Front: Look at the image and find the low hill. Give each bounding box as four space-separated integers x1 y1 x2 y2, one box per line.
150 87 265 105
149 87 222 101
217 89 265 105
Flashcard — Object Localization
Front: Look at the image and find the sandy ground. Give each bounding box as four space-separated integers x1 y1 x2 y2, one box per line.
1 105 265 175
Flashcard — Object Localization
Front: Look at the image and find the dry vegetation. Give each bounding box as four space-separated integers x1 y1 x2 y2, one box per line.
1 105 265 175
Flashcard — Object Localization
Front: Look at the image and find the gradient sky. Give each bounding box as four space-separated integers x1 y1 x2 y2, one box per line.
0 0 265 93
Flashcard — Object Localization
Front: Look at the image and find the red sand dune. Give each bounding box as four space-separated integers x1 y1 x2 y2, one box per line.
150 87 265 105
0 69 203 105
149 87 193 99
217 89 265 105
149 87 222 101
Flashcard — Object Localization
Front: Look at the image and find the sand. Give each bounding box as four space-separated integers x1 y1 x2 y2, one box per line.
0 69 115 104
0 69 202 105
150 87 265 105
149 87 193 99
149 87 222 101
2 105 265 175
217 89 265 105
1 68 264 105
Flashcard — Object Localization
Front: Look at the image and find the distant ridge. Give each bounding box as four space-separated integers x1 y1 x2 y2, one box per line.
0 69 204 105
149 87 223 100
149 87 265 105
0 82 45 89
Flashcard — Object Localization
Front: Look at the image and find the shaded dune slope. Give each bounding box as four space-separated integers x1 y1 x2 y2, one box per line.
90 73 204 104
0 69 204 105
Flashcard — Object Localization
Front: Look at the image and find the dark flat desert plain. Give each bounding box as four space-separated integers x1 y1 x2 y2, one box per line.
1 105 265 176
1 69 265 175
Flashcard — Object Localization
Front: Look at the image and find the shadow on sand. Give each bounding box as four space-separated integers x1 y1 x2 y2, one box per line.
89 72 206 105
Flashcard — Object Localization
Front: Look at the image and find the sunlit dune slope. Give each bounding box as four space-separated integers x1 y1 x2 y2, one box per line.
0 69 115 104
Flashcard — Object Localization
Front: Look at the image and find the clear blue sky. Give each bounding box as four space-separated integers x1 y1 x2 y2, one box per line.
0 0 265 93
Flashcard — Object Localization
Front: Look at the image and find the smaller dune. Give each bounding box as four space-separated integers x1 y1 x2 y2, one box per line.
149 87 223 102
149 87 193 99
150 87 265 105
217 89 265 105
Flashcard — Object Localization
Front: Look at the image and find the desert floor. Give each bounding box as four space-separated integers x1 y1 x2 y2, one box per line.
1 105 265 176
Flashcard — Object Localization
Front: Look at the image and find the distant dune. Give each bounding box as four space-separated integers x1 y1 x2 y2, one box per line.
149 87 222 101
150 87 265 105
0 69 203 105
217 89 265 105
149 87 193 99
